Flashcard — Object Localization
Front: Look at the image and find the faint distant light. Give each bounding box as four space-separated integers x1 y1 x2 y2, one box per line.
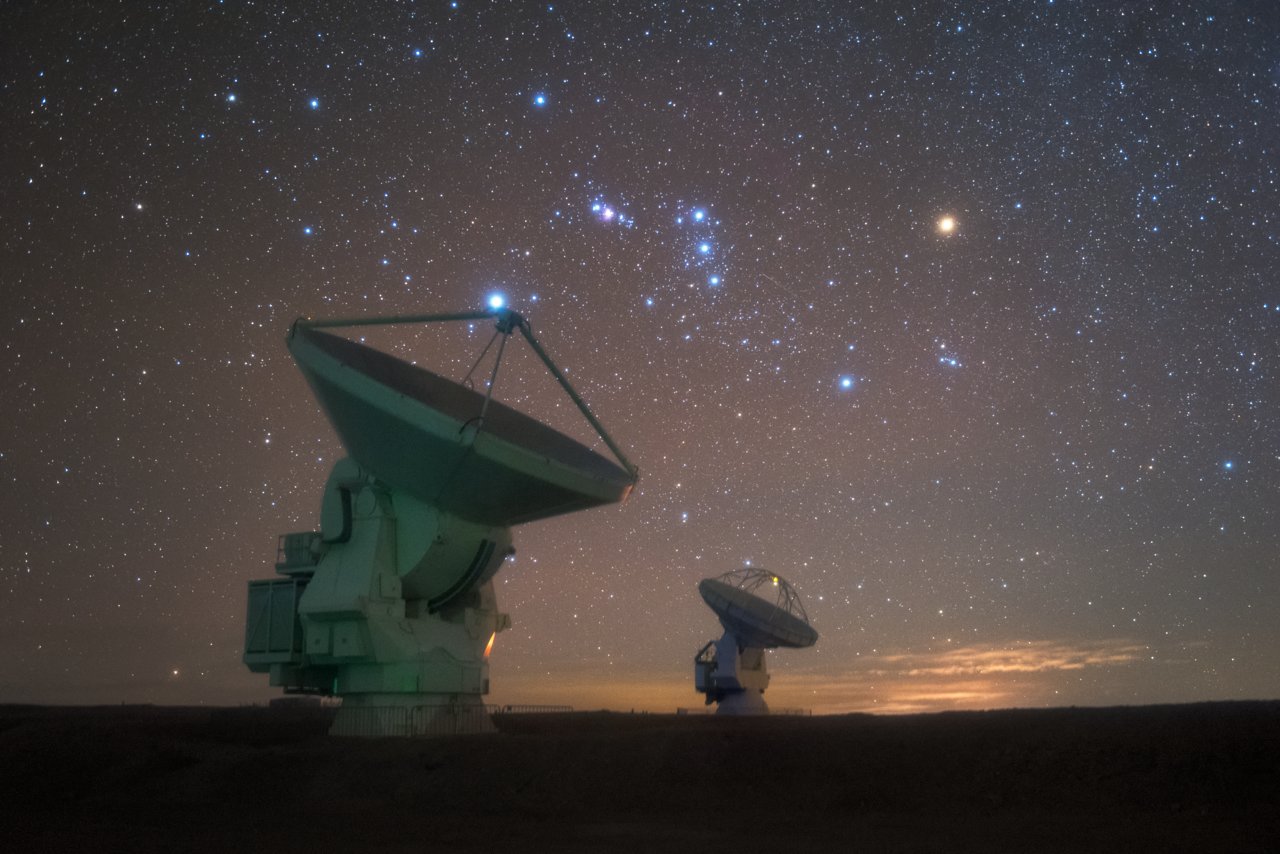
697 242 712 254
487 293 506 310
708 275 720 286
839 375 855 390
309 97 320 109
533 93 547 106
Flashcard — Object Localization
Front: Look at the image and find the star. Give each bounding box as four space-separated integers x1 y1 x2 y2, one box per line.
937 216 956 234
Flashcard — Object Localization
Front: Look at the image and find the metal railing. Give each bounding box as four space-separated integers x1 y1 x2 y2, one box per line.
487 704 574 715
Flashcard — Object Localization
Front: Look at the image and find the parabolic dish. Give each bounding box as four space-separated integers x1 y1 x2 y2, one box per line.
289 326 634 526
699 577 819 649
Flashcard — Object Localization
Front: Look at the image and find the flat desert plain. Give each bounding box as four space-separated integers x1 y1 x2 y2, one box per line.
1 702 1276 852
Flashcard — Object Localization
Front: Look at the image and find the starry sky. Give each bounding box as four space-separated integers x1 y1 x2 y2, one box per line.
3 1 1277 714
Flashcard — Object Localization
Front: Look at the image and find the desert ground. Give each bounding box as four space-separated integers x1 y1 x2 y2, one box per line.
0 701 1276 852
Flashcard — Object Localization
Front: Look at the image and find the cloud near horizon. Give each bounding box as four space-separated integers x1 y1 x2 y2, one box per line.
778 638 1148 714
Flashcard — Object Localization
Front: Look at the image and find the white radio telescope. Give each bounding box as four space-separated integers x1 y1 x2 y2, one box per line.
694 568 818 714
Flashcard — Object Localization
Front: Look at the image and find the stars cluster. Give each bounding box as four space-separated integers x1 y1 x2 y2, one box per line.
0 2 1277 712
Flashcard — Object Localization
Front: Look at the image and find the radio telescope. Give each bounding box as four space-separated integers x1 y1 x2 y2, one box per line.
243 306 637 735
694 569 818 714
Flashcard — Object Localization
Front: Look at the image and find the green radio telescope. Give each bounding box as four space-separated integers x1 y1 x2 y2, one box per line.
243 306 637 735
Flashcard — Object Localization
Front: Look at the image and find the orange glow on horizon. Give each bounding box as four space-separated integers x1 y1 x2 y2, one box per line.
487 637 1146 716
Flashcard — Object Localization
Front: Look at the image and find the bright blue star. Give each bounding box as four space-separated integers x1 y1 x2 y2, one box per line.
413 48 423 58
839 376 855 390
302 226 313 236
309 98 320 109
533 93 547 106
940 356 960 368
691 208 706 222
697 242 712 255
1223 460 1234 471
487 293 506 310
708 275 720 287
226 93 237 103
592 200 617 223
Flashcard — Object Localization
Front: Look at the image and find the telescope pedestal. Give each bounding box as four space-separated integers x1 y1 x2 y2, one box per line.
694 631 772 715
246 462 512 736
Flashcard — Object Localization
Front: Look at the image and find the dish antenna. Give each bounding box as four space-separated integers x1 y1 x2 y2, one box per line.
243 306 637 735
694 568 818 714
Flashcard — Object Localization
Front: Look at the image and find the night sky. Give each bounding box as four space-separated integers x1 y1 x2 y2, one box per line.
3 1 1277 714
